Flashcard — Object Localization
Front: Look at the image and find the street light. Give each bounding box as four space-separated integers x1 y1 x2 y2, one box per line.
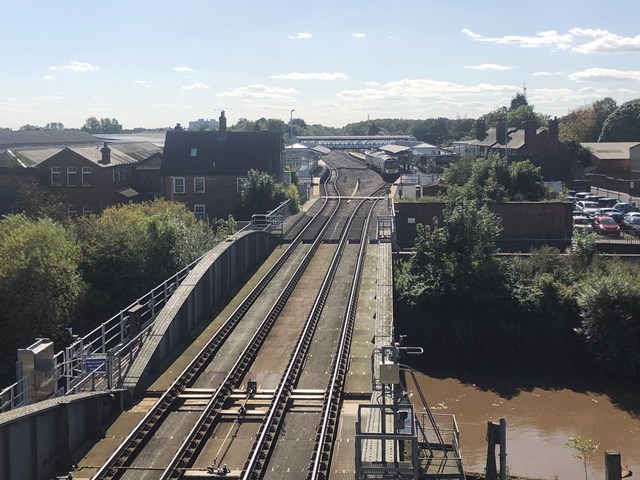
504 106 509 159
290 109 295 143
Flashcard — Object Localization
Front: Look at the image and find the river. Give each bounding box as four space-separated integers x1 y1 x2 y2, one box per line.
409 367 640 479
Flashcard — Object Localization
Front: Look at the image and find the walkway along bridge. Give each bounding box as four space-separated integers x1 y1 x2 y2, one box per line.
295 135 417 151
0 152 464 480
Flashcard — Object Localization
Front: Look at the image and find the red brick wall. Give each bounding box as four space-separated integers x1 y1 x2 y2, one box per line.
395 201 573 249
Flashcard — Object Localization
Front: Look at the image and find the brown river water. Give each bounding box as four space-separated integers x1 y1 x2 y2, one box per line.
409 369 640 479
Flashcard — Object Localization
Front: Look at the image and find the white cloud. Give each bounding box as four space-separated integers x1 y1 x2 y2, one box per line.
218 84 297 100
49 61 99 72
463 64 512 71
461 28 572 49
288 32 312 40
532 71 562 77
569 67 640 82
43 75 54 81
619 88 639 94
352 32 366 39
365 81 380 87
570 28 640 54
134 80 146 84
174 66 195 72
270 72 347 80
182 82 211 90
41 96 63 100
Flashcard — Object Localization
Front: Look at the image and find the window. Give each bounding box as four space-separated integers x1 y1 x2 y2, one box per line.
190 147 198 157
51 167 61 186
82 206 93 215
194 177 205 194
172 177 185 195
67 205 78 217
67 167 77 186
194 204 206 221
237 177 248 195
82 166 92 186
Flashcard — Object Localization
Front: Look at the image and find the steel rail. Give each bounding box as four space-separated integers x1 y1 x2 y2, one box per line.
93 170 337 480
240 170 375 480
158 164 344 479
308 198 379 480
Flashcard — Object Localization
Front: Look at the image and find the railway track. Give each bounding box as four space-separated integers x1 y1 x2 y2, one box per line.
91 155 390 480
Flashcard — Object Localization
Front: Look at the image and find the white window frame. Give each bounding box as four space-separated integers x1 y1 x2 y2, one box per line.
194 177 205 194
194 204 206 220
67 166 77 186
51 167 61 187
172 177 186 195
82 166 92 186
82 205 93 215
190 147 198 157
67 205 78 217
237 177 248 195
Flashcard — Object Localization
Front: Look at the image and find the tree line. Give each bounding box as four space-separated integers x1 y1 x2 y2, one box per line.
0 200 235 383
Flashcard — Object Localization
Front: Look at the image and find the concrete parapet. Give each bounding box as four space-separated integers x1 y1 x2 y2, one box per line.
123 231 278 398
0 390 124 480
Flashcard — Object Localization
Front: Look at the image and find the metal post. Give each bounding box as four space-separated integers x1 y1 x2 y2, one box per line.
504 107 508 159
120 310 125 343
499 418 507 480
107 349 113 390
605 450 622 480
290 109 295 141
101 322 106 353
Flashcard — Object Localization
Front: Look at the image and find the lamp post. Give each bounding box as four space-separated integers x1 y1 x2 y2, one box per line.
290 109 295 143
504 106 509 159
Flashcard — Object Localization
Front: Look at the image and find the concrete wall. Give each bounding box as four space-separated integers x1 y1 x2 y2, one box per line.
123 230 278 397
0 391 124 480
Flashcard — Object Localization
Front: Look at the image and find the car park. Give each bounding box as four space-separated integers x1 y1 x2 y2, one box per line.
622 214 640 236
592 216 621 236
573 215 594 234
575 192 592 200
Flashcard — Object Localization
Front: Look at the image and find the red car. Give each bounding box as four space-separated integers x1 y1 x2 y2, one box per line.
592 216 621 236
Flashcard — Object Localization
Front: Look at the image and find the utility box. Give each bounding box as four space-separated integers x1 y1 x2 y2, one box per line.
16 338 55 404
379 361 400 385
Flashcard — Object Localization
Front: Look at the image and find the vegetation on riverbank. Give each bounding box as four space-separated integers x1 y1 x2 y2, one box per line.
395 195 640 380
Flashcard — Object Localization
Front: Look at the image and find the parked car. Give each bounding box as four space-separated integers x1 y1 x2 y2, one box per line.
597 197 619 208
576 201 601 217
595 208 623 223
566 196 578 204
575 191 592 200
592 216 621 236
622 214 640 236
573 215 594 234
613 202 638 214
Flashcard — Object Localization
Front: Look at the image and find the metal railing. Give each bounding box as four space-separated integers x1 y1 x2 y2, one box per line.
0 251 207 413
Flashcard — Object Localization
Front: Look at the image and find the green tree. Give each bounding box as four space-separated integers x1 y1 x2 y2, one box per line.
599 98 640 141
0 215 84 378
82 116 101 133
74 200 216 312
565 436 599 480
239 169 291 218
510 92 528 110
576 262 640 376
13 179 66 220
508 160 545 201
590 97 617 141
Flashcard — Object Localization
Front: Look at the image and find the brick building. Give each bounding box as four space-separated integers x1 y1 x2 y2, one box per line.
468 118 571 181
0 130 162 215
160 111 284 221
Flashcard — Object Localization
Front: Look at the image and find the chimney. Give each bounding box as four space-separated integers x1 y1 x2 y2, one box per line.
174 123 184 131
475 119 486 140
100 142 111 164
548 116 559 143
496 119 506 145
219 110 227 132
524 119 537 145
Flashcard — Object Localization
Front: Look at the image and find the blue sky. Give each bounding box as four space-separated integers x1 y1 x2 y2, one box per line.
2 0 639 130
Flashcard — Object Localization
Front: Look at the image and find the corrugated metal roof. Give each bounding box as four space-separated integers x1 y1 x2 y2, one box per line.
379 144 411 154
311 145 330 155
0 129 98 148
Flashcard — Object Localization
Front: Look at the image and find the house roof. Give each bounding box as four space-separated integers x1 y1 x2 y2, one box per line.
0 129 98 149
161 130 282 176
310 145 330 155
379 144 411 154
108 142 162 162
581 142 640 160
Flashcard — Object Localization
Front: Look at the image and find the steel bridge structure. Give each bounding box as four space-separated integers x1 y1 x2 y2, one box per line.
296 135 416 151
